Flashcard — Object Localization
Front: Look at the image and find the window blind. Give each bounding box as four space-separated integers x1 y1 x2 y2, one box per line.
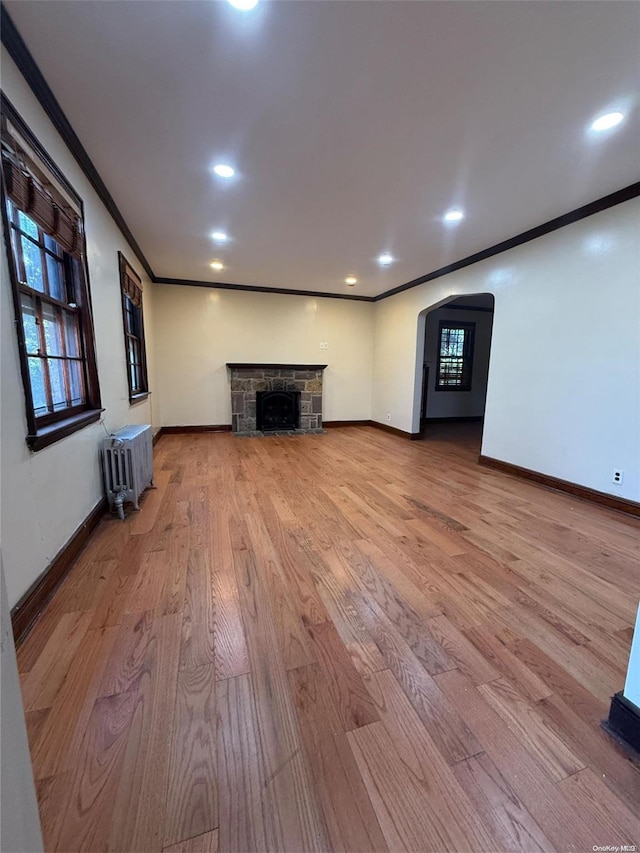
1 152 81 257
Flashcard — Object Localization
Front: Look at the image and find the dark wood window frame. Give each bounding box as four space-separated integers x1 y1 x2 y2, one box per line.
118 252 149 404
1 94 101 451
435 320 475 391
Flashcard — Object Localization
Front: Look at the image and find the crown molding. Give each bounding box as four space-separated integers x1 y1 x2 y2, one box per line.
373 182 640 301
153 276 374 302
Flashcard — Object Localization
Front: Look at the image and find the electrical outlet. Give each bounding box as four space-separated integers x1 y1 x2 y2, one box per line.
612 469 624 485
319 341 328 350
386 413 391 421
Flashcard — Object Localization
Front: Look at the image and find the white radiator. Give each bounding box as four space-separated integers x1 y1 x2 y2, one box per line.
102 424 154 520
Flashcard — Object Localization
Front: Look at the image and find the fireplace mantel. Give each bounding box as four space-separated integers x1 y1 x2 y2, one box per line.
226 363 327 370
226 364 327 434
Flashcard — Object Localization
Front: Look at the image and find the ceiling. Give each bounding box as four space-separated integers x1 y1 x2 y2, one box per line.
4 1 639 298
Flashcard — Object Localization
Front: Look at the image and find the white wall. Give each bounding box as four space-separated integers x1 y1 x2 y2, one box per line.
423 306 493 419
0 559 43 853
153 285 374 426
372 198 640 502
1 50 159 607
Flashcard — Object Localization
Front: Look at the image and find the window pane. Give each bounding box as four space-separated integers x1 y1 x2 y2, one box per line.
64 312 81 357
70 258 84 303
44 234 62 256
21 236 45 292
46 255 65 301
441 328 465 357
134 306 142 337
69 360 85 405
42 302 63 355
18 211 38 240
48 358 67 409
125 301 134 334
28 357 48 415
20 293 40 354
439 356 463 385
129 363 137 391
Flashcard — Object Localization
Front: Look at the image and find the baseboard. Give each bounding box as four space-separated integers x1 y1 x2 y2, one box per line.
152 428 163 445
424 416 484 423
603 692 640 756
161 424 232 434
324 420 372 428
11 498 107 646
158 421 425 441
370 421 422 440
479 455 640 518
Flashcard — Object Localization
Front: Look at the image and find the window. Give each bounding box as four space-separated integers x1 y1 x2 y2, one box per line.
1 97 101 450
436 321 475 390
118 252 149 403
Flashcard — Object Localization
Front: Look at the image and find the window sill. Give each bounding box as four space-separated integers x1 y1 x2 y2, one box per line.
27 409 102 452
129 391 150 406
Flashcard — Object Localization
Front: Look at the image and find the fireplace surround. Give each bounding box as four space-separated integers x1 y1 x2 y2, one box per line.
227 363 327 435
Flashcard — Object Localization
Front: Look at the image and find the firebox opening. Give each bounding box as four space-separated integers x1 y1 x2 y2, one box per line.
256 391 301 431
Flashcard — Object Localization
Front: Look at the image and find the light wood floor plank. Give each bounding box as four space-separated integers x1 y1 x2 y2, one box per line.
434 667 605 851
109 614 183 853
97 609 155 698
56 690 137 853
426 613 500 685
32 625 119 780
305 620 380 731
476 677 585 781
163 663 218 848
180 547 216 670
361 668 499 851
556 767 640 845
211 568 250 681
289 663 388 852
233 536 331 851
216 673 269 853
352 591 483 765
20 611 93 711
244 511 317 670
453 752 555 852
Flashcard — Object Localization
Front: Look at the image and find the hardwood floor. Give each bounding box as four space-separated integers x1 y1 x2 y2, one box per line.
18 426 640 852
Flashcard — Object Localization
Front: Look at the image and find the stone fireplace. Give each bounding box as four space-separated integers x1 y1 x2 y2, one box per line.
227 363 327 435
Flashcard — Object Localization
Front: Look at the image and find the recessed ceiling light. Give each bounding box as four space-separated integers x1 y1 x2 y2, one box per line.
443 208 465 223
590 111 625 132
211 231 228 242
210 260 224 271
227 0 259 9
213 164 235 178
377 253 394 267
345 276 357 286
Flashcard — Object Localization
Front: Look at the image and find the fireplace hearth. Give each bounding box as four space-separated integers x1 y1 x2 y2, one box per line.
226 363 327 435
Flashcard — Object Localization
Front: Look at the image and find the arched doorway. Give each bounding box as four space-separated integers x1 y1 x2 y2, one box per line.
415 293 495 449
